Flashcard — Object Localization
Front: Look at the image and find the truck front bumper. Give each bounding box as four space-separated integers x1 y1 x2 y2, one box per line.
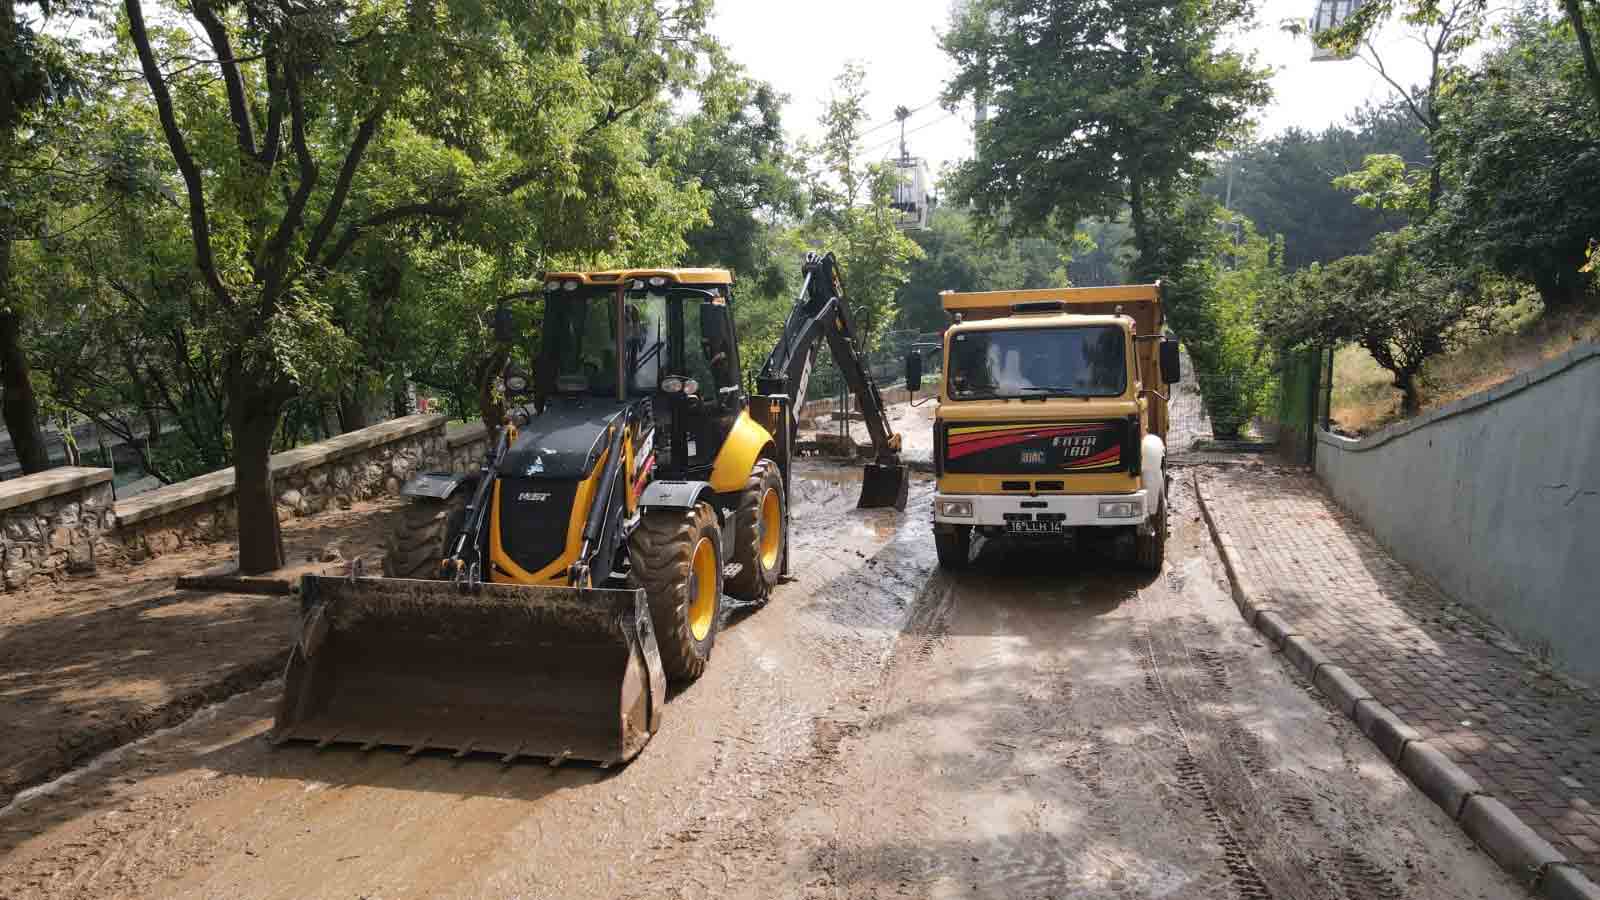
932 491 1151 529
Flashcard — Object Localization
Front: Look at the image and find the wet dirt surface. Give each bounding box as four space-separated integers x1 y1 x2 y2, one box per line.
0 500 400 809
0 466 1526 899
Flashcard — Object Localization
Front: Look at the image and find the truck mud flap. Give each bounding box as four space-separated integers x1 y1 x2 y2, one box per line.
271 576 665 767
858 462 909 511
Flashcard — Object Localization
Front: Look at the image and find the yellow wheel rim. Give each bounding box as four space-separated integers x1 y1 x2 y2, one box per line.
688 537 717 642
759 487 782 571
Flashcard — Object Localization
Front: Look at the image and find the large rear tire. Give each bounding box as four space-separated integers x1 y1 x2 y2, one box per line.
629 503 723 684
383 493 469 579
935 525 972 570
727 459 784 603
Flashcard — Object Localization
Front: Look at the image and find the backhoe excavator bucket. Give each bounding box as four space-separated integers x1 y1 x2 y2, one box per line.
858 462 909 511
271 575 665 767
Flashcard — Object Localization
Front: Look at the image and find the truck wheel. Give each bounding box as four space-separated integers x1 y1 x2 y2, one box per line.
630 503 723 684
1134 497 1167 573
935 526 972 570
727 459 784 603
383 493 469 579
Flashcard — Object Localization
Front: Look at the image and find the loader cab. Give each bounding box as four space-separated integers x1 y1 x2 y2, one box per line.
538 270 744 479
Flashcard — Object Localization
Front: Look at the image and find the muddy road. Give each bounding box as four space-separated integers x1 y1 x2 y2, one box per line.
0 464 1524 899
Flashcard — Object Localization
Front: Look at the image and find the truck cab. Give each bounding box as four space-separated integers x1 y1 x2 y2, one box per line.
912 284 1181 571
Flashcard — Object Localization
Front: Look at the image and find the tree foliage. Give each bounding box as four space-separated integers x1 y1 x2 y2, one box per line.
1425 11 1600 308
1206 102 1425 268
941 0 1271 268
1267 229 1512 414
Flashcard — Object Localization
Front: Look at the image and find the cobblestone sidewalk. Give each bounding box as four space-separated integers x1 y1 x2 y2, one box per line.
1198 465 1600 881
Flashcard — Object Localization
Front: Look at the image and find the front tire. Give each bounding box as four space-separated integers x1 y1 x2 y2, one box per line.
1134 497 1167 573
383 493 469 578
935 525 972 570
629 503 723 683
727 459 785 603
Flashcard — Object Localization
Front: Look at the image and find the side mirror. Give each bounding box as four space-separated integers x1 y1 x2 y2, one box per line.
905 351 923 393
494 304 519 344
1159 337 1181 385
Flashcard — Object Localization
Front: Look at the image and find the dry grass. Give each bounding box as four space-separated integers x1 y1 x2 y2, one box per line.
1331 303 1600 435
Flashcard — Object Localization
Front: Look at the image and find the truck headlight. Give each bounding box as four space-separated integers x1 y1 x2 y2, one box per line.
938 499 974 518
1098 499 1142 519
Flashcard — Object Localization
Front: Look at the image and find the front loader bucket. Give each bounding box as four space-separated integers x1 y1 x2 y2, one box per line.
271 575 665 767
858 462 909 511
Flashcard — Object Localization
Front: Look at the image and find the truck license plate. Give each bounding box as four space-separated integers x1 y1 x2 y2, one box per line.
1006 519 1065 535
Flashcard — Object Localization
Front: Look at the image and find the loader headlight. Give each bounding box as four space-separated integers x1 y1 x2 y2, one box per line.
1098 499 1142 519
504 373 529 394
545 280 562 292
562 280 580 292
937 499 974 518
660 376 699 396
649 276 668 287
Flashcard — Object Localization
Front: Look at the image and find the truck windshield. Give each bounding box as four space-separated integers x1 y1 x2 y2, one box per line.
947 325 1127 400
544 290 668 397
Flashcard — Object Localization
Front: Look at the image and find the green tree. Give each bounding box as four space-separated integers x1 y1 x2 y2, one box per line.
1426 11 1600 308
940 0 1271 273
893 207 1074 334
120 0 714 572
1205 102 1426 268
665 61 802 295
1 0 83 473
800 64 921 352
1267 229 1509 414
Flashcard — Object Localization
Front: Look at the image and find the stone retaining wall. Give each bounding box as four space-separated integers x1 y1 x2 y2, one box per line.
0 468 116 589
109 414 458 561
446 421 493 472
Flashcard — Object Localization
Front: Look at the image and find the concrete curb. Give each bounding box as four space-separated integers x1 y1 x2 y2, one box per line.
1193 470 1597 898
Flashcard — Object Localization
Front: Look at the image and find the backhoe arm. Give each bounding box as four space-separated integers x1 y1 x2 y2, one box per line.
756 251 903 466
754 251 908 512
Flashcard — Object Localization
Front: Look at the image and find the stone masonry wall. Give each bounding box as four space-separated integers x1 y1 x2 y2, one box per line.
110 415 454 562
0 469 117 590
445 422 493 473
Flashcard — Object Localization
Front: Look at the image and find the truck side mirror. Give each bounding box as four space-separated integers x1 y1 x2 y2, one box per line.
1160 337 1181 385
494 304 519 344
905 351 923 393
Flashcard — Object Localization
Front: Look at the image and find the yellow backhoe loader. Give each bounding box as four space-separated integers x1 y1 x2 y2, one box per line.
271 252 907 766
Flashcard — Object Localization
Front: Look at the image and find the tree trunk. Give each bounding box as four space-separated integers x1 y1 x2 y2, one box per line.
1533 267 1587 310
0 307 51 474
1396 370 1422 417
229 383 286 574
1127 175 1151 277
339 383 371 432
1565 0 1600 114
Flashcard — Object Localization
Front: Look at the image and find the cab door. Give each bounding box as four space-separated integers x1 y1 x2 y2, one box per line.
665 290 741 476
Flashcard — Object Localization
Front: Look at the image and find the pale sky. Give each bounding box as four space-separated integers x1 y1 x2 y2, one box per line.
710 0 1441 179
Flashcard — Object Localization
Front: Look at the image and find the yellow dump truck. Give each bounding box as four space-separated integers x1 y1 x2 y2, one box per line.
906 284 1181 571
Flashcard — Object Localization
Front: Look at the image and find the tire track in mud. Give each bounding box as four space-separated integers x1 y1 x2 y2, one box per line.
1131 569 1411 900
1134 621 1274 900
